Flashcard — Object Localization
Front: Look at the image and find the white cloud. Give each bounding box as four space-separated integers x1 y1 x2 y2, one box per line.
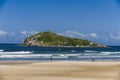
21 30 38 36
58 30 85 38
30 30 38 35
21 31 27 35
57 30 99 39
88 33 99 39
21 31 28 36
0 30 8 37
0 30 18 38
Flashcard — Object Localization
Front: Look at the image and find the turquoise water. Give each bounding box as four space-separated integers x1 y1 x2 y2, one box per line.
0 44 120 61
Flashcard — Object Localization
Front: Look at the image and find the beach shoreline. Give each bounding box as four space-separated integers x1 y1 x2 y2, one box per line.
0 61 119 80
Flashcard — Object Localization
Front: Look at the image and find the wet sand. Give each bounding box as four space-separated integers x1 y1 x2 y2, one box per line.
0 61 120 80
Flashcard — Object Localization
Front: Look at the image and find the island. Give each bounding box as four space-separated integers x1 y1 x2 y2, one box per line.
22 31 106 47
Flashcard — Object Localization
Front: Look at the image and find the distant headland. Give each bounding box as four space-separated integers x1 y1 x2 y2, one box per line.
22 31 106 47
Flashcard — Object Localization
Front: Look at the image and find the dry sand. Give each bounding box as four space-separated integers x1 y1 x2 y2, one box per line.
0 61 119 80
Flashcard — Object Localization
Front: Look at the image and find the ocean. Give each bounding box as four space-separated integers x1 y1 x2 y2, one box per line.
0 44 120 61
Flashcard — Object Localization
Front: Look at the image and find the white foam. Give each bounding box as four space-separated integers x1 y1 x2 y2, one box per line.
0 54 51 58
100 51 120 55
0 50 4 52
0 53 120 59
84 53 95 56
85 50 98 53
71 50 76 52
0 54 67 58
67 54 81 56
77 55 120 58
52 56 68 58
0 51 120 59
0 51 32 55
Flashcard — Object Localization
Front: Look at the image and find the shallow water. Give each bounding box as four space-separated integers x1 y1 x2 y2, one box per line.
0 44 120 61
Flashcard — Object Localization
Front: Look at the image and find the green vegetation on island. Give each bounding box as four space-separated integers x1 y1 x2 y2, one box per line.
22 31 106 47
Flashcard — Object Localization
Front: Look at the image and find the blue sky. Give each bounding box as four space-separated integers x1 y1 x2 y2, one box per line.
0 0 120 45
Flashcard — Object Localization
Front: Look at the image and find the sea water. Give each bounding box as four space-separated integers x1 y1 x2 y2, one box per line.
0 44 120 61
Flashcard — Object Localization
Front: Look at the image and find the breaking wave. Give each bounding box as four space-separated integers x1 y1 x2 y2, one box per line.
0 51 32 55
0 49 4 52
84 50 98 53
0 53 120 59
100 51 120 55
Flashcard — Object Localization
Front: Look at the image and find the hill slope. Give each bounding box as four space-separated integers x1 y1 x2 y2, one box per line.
22 31 105 47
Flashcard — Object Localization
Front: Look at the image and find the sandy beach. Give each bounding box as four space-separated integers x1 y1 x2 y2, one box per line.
0 61 119 80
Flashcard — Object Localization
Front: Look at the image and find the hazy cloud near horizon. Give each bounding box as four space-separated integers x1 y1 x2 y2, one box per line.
57 30 100 39
0 30 119 45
